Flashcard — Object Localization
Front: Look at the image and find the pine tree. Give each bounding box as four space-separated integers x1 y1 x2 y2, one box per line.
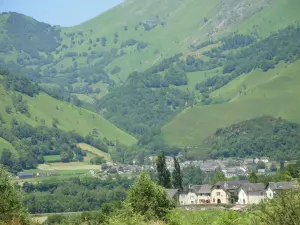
156 151 171 188
172 157 183 190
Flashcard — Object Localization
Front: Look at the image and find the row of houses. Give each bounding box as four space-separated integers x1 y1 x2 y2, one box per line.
167 180 298 206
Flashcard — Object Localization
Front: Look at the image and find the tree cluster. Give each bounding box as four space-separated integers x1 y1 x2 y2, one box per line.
205 116 300 160
23 176 132 213
5 12 61 55
0 119 110 173
156 152 183 190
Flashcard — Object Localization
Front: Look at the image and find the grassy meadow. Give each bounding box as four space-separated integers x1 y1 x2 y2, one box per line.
162 59 300 146
0 84 137 146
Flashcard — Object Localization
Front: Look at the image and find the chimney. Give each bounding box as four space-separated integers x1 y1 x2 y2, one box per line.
224 182 228 189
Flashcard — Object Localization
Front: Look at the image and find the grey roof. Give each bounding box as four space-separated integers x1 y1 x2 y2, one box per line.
267 181 298 190
197 184 212 194
190 185 202 193
240 183 265 193
244 159 254 163
17 172 33 176
189 184 212 194
227 167 238 173
214 180 249 190
165 189 178 198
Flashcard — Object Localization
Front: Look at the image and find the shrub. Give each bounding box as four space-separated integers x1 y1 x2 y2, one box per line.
0 167 30 224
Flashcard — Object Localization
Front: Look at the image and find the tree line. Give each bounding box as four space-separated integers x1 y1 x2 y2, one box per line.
204 116 300 161
0 119 111 173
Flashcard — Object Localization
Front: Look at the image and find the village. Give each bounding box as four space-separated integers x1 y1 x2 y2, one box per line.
11 153 300 215
166 180 298 207
15 155 275 180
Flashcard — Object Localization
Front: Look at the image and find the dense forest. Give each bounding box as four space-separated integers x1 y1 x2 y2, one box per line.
204 116 300 160
22 176 132 213
97 85 193 136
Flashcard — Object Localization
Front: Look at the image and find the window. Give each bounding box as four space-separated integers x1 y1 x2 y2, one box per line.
260 191 264 196
217 192 221 196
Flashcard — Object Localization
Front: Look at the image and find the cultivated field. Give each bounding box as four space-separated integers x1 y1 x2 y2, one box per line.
77 143 111 161
38 162 100 171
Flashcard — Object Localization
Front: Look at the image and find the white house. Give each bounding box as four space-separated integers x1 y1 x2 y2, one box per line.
179 190 197 205
237 183 265 205
266 181 298 199
211 180 249 204
179 184 212 205
197 184 212 204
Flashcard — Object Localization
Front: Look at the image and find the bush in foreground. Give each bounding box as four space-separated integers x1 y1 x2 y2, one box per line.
0 167 30 225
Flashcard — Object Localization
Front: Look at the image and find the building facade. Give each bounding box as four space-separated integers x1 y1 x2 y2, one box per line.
237 183 265 204
266 181 298 199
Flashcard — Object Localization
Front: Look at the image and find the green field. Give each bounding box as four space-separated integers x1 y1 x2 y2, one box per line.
38 162 100 171
15 172 91 184
162 59 300 146
44 155 61 163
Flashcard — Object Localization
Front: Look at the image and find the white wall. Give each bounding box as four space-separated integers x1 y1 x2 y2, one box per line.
198 194 211 204
211 188 229 204
179 192 198 205
238 189 265 204
266 187 274 199
179 192 211 205
248 191 265 204
238 189 248 204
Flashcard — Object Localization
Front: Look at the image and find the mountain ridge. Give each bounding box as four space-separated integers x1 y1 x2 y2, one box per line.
0 0 300 159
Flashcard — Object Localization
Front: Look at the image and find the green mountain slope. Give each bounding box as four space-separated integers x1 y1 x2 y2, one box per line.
0 0 300 159
0 0 299 102
0 76 136 146
0 137 16 155
162 59 300 147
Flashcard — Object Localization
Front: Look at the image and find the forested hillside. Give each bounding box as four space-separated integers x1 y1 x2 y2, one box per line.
0 0 300 160
0 0 299 102
0 69 136 172
203 116 300 160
